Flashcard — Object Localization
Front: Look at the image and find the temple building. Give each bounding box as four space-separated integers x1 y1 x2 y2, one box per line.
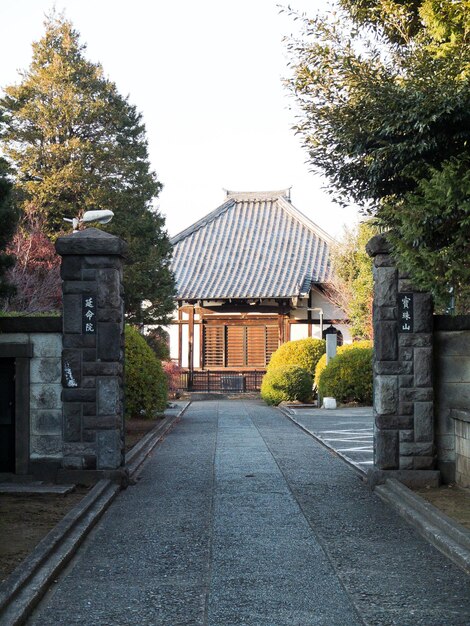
168 189 349 391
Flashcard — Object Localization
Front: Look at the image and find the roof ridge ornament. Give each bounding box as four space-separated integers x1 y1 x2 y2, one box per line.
223 188 291 201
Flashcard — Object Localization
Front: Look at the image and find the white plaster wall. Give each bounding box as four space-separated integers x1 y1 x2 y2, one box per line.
181 324 189 368
289 324 308 341
167 324 179 361
290 290 346 322
310 289 345 319
337 323 353 344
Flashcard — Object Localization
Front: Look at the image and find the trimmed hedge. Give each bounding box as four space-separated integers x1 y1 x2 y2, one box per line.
125 325 168 419
261 365 313 406
267 338 326 377
314 340 373 388
318 346 373 405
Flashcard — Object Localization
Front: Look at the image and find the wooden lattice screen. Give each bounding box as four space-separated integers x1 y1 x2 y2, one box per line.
203 324 278 368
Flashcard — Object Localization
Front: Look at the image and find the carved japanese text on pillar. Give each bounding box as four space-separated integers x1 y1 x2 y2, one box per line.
82 294 96 334
398 293 414 333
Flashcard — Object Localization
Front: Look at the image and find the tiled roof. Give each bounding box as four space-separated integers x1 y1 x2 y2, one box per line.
171 190 334 301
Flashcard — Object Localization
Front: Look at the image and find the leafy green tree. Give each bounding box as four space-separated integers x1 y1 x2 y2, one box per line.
0 158 18 300
144 326 170 361
328 221 377 339
285 1 470 309
0 13 175 324
389 156 470 311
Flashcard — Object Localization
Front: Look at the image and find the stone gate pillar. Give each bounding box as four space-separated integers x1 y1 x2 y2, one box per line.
55 228 127 482
366 234 440 487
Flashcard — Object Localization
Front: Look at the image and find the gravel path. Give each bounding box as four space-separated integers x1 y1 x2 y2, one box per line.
29 400 470 625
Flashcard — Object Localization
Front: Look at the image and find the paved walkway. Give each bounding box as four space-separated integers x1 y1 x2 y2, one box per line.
29 400 470 625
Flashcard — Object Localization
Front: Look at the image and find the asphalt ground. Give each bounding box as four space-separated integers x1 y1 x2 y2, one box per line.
28 400 470 626
283 406 374 472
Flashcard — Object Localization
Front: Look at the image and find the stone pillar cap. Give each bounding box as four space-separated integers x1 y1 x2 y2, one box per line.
365 233 392 257
55 228 128 257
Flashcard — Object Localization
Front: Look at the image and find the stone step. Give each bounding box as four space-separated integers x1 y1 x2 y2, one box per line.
0 483 75 495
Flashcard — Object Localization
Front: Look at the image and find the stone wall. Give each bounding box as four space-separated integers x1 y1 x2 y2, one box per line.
434 316 470 485
0 317 63 473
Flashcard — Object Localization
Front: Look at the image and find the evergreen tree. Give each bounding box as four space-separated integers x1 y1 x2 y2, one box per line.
0 157 18 300
285 1 470 309
0 13 175 323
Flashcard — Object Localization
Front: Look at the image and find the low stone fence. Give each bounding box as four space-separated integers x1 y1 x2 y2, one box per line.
434 316 470 487
0 316 62 477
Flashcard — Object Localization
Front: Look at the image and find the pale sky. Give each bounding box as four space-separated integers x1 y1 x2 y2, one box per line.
0 0 360 239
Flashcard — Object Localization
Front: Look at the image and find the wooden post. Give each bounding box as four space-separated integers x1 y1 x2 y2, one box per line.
199 319 204 370
188 305 194 375
307 290 312 338
178 307 183 368
284 316 290 342
286 319 291 342
278 309 284 345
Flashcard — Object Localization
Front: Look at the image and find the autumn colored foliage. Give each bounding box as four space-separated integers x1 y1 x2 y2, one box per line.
162 361 183 398
3 211 62 313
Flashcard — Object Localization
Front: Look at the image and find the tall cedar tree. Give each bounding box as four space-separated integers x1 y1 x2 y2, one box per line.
0 157 18 299
286 0 470 310
0 14 175 324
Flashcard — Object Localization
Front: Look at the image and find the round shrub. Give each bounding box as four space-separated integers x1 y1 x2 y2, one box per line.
314 340 373 388
261 365 313 406
267 338 326 378
125 325 168 419
318 347 373 405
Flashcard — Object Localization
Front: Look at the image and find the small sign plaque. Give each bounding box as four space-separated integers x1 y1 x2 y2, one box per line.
82 295 96 334
398 293 413 333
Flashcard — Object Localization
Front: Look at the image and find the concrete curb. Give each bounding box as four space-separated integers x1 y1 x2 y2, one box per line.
278 405 470 576
375 479 470 575
0 479 119 626
0 403 189 625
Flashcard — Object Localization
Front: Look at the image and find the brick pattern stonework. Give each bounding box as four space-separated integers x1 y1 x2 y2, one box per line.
451 411 470 487
0 327 62 474
367 235 435 473
56 228 127 472
434 318 470 484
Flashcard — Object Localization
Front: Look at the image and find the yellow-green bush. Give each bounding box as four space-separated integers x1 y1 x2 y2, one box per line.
268 338 326 377
261 365 313 406
318 347 373 405
125 325 168 419
314 340 373 388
